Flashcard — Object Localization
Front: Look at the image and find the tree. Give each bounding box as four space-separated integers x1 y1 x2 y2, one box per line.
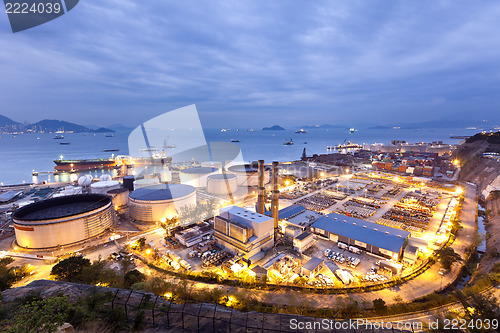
435 247 462 271
124 269 145 287
372 298 387 314
454 290 500 333
136 237 146 250
0 257 30 291
51 256 91 281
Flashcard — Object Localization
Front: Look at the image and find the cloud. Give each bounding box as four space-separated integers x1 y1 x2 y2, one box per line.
1 0 500 126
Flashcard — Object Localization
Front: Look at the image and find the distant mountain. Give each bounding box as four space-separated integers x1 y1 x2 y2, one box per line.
95 127 115 133
301 124 346 129
30 119 114 133
262 125 285 131
0 114 20 126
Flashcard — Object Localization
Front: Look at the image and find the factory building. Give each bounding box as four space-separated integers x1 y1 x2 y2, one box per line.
174 222 213 247
214 206 274 262
180 167 219 188
310 213 410 261
128 184 196 223
12 194 115 249
301 257 324 278
293 231 315 254
207 173 238 195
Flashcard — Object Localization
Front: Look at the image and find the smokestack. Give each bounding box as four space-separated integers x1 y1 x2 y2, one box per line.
271 161 279 229
257 160 266 214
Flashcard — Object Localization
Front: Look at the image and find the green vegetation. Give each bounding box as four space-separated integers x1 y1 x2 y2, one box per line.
435 247 463 271
0 258 31 291
0 290 127 332
466 131 500 145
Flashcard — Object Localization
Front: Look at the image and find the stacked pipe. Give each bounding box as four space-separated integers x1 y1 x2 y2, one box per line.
271 161 279 229
257 160 266 214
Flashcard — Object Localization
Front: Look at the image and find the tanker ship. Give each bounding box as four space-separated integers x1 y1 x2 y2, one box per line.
53 158 117 171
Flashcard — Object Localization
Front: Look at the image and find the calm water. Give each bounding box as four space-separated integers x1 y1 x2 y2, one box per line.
0 127 473 185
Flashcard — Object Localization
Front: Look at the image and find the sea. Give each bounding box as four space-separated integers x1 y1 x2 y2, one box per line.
0 127 476 185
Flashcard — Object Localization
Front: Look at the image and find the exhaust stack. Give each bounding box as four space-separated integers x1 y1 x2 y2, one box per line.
256 160 266 214
271 161 279 229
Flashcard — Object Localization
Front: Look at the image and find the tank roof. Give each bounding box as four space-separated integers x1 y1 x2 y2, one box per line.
228 164 270 173
107 188 128 194
181 167 218 174
129 184 195 201
13 194 111 221
208 173 236 180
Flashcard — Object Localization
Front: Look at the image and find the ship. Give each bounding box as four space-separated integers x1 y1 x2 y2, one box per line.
283 138 294 145
105 133 115 137
103 148 119 152
295 128 308 134
231 139 240 142
59 142 71 145
53 158 116 171
327 141 363 151
53 135 64 139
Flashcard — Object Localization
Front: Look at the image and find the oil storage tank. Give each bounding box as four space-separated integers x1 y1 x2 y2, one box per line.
228 164 270 187
207 173 237 195
180 167 218 188
133 178 160 189
107 188 129 210
128 184 196 223
90 180 120 194
12 194 114 249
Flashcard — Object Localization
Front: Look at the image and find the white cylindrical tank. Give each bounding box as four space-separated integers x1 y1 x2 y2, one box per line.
180 167 218 188
160 171 172 183
133 178 160 189
90 180 120 194
107 188 129 209
128 184 196 223
207 173 238 195
228 164 270 187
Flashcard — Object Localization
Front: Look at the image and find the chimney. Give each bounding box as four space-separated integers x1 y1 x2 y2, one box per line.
256 160 266 214
271 161 279 229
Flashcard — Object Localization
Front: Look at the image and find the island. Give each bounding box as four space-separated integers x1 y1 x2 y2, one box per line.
262 125 285 131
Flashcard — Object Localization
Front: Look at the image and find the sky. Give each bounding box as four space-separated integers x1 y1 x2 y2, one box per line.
1 0 500 128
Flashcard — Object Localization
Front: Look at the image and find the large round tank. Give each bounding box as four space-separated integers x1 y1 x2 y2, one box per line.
228 164 270 186
107 188 129 210
128 184 196 223
12 194 114 249
90 180 120 194
133 178 160 189
180 167 218 188
207 173 237 195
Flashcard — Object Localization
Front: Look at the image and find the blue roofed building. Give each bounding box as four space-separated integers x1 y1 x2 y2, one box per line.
310 213 410 261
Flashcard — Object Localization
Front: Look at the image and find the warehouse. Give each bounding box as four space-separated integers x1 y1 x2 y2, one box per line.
310 213 410 261
180 167 219 188
174 222 213 247
12 194 115 249
128 184 196 223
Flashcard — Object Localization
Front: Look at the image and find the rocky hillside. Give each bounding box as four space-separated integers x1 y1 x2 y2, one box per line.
455 131 500 191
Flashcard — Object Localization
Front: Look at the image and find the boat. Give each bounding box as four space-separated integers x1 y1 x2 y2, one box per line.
247 129 254 132
59 142 71 145
231 139 240 142
105 133 115 137
303 142 307 144
53 135 64 139
103 149 119 152
163 138 176 149
295 128 308 134
349 128 356 133
328 141 363 150
53 157 116 171
283 138 294 145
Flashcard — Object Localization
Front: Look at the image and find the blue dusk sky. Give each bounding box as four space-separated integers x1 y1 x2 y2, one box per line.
1 1 500 128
